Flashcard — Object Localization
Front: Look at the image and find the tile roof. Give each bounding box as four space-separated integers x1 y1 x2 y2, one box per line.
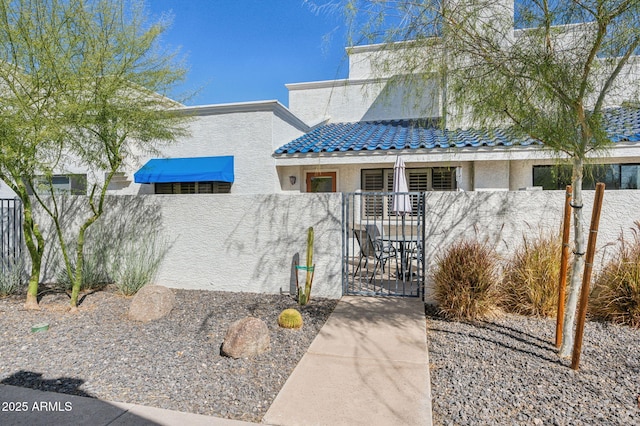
604 107 640 143
274 107 640 155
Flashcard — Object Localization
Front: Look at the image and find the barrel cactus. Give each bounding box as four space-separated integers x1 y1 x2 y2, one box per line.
278 308 303 329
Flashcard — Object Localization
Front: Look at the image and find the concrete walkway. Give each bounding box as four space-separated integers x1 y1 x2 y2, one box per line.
264 296 432 426
0 296 432 426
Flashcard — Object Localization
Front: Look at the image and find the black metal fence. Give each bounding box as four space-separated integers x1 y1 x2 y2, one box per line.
342 192 426 298
1 198 24 273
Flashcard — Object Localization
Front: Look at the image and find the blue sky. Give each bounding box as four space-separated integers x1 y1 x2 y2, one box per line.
147 1 350 107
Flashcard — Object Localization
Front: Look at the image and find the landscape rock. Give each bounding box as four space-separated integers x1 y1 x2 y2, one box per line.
221 317 270 358
128 285 175 322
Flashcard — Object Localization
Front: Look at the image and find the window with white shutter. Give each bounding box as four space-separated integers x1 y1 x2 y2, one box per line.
360 167 457 218
432 168 456 191
361 169 385 217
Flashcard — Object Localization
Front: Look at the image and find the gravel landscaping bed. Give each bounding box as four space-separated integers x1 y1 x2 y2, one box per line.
426 306 640 425
0 287 337 423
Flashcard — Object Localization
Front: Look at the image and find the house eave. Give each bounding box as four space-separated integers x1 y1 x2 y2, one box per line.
177 100 310 132
274 145 550 165
274 143 640 166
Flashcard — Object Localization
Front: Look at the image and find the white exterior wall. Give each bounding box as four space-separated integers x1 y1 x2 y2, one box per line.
276 144 640 192
420 189 640 301
160 111 275 194
32 190 640 303
36 193 344 299
510 160 534 190
287 79 440 124
347 43 437 80
0 184 15 198
474 161 510 190
293 160 471 193
111 103 307 195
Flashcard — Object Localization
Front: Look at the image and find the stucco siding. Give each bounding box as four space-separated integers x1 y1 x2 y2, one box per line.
34 193 344 299
420 189 640 302
473 160 510 190
28 190 640 303
287 79 440 124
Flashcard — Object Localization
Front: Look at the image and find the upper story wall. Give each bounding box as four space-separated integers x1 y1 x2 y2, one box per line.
287 78 441 124
290 1 639 128
115 102 308 195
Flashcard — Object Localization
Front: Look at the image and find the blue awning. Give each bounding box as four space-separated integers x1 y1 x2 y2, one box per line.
134 156 234 184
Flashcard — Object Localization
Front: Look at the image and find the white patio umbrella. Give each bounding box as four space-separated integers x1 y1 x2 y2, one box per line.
392 156 412 215
392 156 412 278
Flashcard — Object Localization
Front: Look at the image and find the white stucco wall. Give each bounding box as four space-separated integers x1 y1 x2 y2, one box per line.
470 160 511 190
287 78 440 124
419 189 640 302
286 160 471 193
35 193 344 299
509 160 534 190
30 189 640 305
110 102 307 195
0 184 16 198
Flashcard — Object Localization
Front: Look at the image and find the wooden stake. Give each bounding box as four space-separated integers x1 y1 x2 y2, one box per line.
556 185 572 348
571 182 605 370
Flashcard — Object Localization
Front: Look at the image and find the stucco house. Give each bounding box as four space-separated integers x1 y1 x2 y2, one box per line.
102 25 640 197
100 39 640 197
3 4 640 199
274 40 640 195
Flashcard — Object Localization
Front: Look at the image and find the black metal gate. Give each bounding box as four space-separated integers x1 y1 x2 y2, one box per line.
342 192 426 298
1 198 24 273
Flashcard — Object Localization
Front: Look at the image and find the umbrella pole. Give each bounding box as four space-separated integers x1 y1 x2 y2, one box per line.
401 213 406 279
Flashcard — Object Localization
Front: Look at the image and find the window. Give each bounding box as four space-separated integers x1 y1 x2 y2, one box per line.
361 167 456 217
621 165 640 189
155 181 231 194
361 167 457 192
28 174 87 195
533 164 640 190
306 172 336 192
432 168 457 191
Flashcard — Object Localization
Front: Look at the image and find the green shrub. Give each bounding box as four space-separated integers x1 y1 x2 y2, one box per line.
112 235 166 296
0 257 25 297
501 231 562 317
589 223 640 328
432 239 501 320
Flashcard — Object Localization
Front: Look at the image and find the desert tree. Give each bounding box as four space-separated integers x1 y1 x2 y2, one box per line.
0 0 190 308
342 0 640 357
0 0 79 309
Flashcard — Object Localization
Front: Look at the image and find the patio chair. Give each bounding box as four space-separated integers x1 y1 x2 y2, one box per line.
353 225 398 277
408 240 424 277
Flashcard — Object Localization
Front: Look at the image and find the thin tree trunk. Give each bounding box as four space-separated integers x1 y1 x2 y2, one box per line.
559 157 586 357
69 167 116 307
21 196 45 310
70 223 92 307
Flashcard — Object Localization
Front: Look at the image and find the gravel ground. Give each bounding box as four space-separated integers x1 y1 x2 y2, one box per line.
4 288 639 425
426 305 640 425
0 287 337 423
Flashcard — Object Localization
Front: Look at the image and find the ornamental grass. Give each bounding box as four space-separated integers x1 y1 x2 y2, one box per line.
589 222 640 328
432 239 501 321
501 231 563 317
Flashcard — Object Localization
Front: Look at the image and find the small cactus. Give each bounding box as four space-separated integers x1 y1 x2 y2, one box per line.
298 227 315 305
278 308 303 329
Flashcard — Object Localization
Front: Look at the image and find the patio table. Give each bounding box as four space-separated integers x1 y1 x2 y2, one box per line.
380 235 420 279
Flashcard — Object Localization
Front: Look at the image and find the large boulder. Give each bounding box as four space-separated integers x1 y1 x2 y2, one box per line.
128 285 175 322
221 317 270 358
